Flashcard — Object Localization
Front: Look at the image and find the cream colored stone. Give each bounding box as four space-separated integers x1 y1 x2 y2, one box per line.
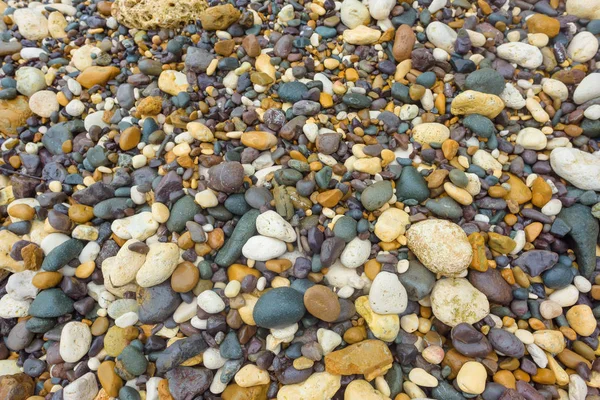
277 372 342 400
343 25 382 45
411 123 450 144
374 208 409 242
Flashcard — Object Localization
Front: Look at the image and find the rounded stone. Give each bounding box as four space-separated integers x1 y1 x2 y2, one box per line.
253 287 306 329
303 284 341 322
406 219 472 276
430 278 490 327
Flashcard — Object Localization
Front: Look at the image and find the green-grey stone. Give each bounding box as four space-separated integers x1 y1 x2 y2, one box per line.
41 239 85 271
541 264 573 289
582 118 600 138
416 71 436 88
288 159 311 172
396 166 430 202
42 123 73 155
385 363 403 398
93 198 129 220
432 381 467 400
252 287 306 329
207 205 233 221
449 169 469 188
118 345 148 376
399 260 436 301
342 93 372 109
220 331 243 359
425 197 463 219
333 216 357 243
119 387 141 400
558 204 599 278
315 166 332 189
26 317 57 333
278 81 309 102
274 168 303 185
215 209 260 267
86 145 109 167
463 114 496 138
361 181 393 211
391 83 413 103
224 193 251 215
29 289 74 318
166 195 201 233
465 68 505 95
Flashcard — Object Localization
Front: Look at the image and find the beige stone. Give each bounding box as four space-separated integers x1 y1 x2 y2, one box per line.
355 296 399 342
343 25 382 45
374 208 409 242
456 361 487 395
277 372 341 400
112 0 208 28
411 123 450 144
450 90 505 118
344 380 390 400
406 219 472 276
430 278 489 327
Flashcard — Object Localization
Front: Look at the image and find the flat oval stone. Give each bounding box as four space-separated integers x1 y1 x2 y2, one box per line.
253 287 306 329
487 328 525 358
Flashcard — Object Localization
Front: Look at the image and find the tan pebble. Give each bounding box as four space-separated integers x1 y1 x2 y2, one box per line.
443 182 473 205
422 345 445 364
97 360 123 397
32 271 63 289
75 261 96 279
151 202 170 223
171 261 200 293
456 361 487 395
324 339 393 381
303 284 341 322
8 204 35 220
566 304 596 337
119 126 141 151
234 364 270 387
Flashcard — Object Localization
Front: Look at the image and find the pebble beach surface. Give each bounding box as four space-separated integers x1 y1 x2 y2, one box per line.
0 0 600 399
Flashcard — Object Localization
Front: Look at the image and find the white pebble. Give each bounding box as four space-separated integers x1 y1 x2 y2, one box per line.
574 276 592 293
65 99 85 116
197 290 226 314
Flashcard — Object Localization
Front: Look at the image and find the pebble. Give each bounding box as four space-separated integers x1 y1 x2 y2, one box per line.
573 73 600 104
135 242 179 287
343 25 382 45
406 219 472 276
550 147 600 191
277 372 341 400
13 9 49 41
256 210 297 242
430 278 489 326
568 32 599 62
242 235 287 261
496 42 543 69
456 362 487 394
340 0 370 29
304 285 341 322
426 22 457 53
515 127 547 150
60 322 92 363
253 287 306 328
368 271 408 315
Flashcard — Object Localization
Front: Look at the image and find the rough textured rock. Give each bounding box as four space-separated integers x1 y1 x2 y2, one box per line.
111 0 208 29
0 96 33 137
406 219 472 276
324 340 393 381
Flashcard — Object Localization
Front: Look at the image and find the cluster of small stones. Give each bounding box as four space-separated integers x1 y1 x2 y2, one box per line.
1 0 600 399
